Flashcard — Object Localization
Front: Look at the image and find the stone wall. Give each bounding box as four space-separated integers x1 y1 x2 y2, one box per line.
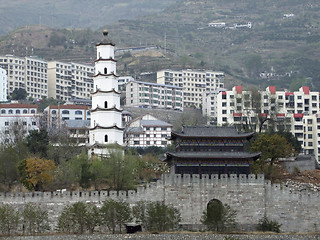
1 174 319 232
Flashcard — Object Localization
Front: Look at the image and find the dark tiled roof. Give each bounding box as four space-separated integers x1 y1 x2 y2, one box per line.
171 126 254 138
141 120 172 127
166 151 260 160
125 127 144 133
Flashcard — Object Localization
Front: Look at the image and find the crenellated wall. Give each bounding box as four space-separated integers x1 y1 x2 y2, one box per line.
1 174 319 232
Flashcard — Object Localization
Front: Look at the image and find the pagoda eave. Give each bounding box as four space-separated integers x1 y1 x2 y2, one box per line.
90 106 123 113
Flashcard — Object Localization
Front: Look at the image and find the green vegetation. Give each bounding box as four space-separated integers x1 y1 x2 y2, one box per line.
201 200 237 232
133 201 181 232
257 215 281 233
56 200 180 234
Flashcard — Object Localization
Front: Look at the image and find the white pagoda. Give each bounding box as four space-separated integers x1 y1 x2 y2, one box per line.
88 30 124 156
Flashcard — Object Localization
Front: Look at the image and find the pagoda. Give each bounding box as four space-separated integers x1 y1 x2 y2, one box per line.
88 31 124 156
165 126 260 175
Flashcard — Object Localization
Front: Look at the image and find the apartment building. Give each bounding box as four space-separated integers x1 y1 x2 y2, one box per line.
157 69 224 108
203 86 320 161
0 103 39 143
44 104 91 128
0 55 48 99
125 114 172 147
47 61 94 101
0 68 7 102
125 80 183 111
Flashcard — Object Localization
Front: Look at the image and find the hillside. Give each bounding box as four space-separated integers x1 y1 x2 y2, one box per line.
0 0 178 36
0 0 320 90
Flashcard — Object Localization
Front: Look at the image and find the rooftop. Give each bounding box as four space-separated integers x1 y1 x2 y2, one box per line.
171 126 254 139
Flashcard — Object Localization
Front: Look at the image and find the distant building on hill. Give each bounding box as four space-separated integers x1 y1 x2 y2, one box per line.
125 80 183 111
157 69 224 109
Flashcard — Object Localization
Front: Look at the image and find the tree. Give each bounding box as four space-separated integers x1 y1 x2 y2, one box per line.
201 200 237 232
57 202 101 234
133 201 181 232
26 128 49 158
22 203 50 234
11 88 27 100
19 157 56 191
250 133 295 180
0 204 20 235
0 145 20 190
100 199 132 234
257 215 281 233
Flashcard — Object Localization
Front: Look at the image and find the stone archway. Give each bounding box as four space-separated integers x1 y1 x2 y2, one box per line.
203 199 224 232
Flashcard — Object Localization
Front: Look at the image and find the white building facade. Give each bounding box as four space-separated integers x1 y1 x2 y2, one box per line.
88 32 124 155
203 86 320 161
47 61 94 101
125 80 183 111
0 55 48 99
0 103 39 143
125 114 172 148
157 69 224 108
0 68 7 102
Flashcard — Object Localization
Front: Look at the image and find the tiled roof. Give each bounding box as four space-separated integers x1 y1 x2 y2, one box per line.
125 127 144 133
0 104 37 109
50 105 89 110
65 120 90 129
171 126 254 138
141 120 172 127
166 151 260 159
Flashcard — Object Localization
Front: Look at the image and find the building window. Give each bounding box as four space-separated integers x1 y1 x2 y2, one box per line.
161 141 167 145
308 134 313 139
104 101 108 108
32 122 36 126
222 110 227 114
75 110 82 115
62 110 69 114
23 121 27 125
23 109 27 114
222 117 227 122
134 141 139 145
308 142 313 147
104 67 107 74
105 135 108 142
146 141 150 145
5 122 8 126
16 110 20 114
161 127 167 130
1 110 5 114
8 110 13 114
31 109 35 114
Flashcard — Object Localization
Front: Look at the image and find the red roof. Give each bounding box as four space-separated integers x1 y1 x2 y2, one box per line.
222 91 226 95
285 92 293 96
50 105 89 110
0 104 37 109
302 86 310 95
259 113 267 117
235 86 242 94
276 113 285 117
233 113 242 117
294 114 303 118
268 86 276 94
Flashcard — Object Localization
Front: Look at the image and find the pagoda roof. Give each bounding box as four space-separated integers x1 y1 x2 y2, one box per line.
166 151 261 160
94 58 117 63
90 106 122 113
89 124 124 131
96 42 115 47
91 88 121 95
92 72 119 78
170 126 254 139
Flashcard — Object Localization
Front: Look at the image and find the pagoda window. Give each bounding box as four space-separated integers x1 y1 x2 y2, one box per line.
105 135 108 142
104 101 108 108
104 68 107 74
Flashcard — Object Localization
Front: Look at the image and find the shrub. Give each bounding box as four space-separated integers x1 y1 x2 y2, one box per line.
257 215 281 233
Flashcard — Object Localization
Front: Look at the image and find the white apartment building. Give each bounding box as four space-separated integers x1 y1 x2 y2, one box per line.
125 80 183 111
47 61 94 101
125 114 172 147
0 103 39 143
157 69 224 108
0 68 7 102
203 86 320 161
0 55 48 99
44 104 91 128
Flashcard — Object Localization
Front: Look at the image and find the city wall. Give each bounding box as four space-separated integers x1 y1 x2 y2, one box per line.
0 174 319 232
